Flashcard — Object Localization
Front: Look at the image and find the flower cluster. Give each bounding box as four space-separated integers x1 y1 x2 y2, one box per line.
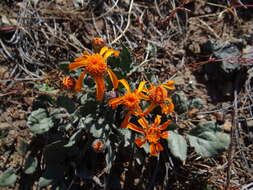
62 38 175 156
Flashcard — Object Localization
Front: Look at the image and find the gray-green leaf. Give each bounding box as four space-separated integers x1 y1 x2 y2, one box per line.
0 168 17 187
167 131 187 162
24 156 38 174
28 117 54 134
187 121 230 157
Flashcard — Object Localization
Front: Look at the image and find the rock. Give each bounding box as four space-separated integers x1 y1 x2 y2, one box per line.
172 92 188 114
223 120 232 132
188 98 204 110
202 40 247 99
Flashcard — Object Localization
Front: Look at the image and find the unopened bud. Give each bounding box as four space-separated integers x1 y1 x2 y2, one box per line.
92 139 105 153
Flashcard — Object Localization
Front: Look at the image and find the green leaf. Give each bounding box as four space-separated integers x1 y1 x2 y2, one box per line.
0 129 8 139
59 62 70 74
116 127 132 147
64 129 83 147
88 118 106 138
16 139 29 156
38 164 64 188
119 45 131 72
24 155 38 174
27 109 54 134
168 122 178 130
0 168 17 187
50 108 67 120
105 141 116 173
32 94 54 110
167 131 187 162
34 83 59 94
28 118 54 134
27 108 47 123
141 142 150 154
44 141 68 165
187 121 230 157
56 96 75 114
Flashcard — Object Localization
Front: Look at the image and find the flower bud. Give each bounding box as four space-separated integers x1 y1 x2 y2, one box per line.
92 139 105 153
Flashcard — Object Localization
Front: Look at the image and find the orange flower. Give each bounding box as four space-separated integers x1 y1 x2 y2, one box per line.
62 76 75 89
68 47 119 101
91 37 106 53
140 81 175 115
108 79 146 128
127 115 171 156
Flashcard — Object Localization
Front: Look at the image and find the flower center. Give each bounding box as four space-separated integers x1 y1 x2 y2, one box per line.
146 128 160 144
123 93 140 109
85 54 107 77
149 86 167 104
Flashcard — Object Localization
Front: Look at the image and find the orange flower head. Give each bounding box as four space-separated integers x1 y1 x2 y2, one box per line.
140 81 175 115
146 127 162 144
108 79 146 128
127 115 171 156
121 93 140 110
68 46 119 101
148 86 168 104
62 76 75 89
84 54 107 77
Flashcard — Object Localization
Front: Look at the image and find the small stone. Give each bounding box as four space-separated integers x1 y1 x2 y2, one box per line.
0 122 11 129
223 120 232 132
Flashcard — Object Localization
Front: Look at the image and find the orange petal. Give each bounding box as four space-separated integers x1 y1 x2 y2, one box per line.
119 79 131 93
103 49 115 60
113 50 120 56
156 143 164 152
161 131 169 139
165 98 174 113
159 120 172 131
135 137 146 147
121 111 132 128
100 47 109 56
137 81 147 93
127 123 144 133
162 81 175 90
138 92 149 100
68 61 86 71
154 115 162 128
150 143 158 156
94 76 106 101
160 103 168 114
142 103 157 116
107 68 118 90
74 72 86 92
137 117 149 129
108 97 123 109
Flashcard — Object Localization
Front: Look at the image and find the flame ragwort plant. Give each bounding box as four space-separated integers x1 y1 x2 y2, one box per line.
21 37 230 189
65 39 176 156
